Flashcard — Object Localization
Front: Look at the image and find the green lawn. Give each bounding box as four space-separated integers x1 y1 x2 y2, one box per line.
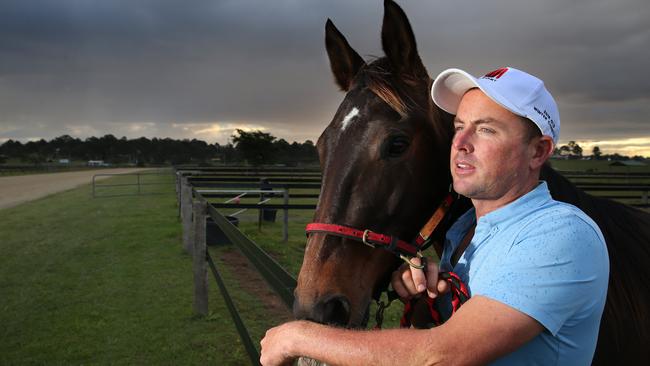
0 176 268 365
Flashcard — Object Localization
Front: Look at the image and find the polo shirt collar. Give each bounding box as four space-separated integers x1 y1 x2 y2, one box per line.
446 181 553 244
479 181 553 228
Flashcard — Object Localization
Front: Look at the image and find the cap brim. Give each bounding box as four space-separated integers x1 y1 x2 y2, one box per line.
431 68 480 115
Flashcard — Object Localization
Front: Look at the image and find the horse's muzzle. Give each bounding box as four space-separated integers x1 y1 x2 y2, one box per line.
293 294 351 327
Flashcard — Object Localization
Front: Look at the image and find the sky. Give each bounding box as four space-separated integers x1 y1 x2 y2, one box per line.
0 0 649 156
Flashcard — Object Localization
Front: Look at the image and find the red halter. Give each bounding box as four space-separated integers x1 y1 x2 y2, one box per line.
305 193 454 259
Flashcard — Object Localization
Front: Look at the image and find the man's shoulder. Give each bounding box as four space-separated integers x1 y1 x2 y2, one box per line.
518 198 603 240
507 199 608 267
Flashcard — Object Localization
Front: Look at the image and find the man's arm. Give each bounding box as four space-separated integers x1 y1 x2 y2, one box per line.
260 295 544 366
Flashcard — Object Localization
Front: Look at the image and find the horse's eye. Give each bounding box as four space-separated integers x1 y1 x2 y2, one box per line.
387 136 410 157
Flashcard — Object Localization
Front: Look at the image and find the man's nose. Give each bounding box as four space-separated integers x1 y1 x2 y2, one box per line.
452 129 474 153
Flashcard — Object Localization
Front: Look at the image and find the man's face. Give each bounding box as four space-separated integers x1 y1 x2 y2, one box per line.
450 89 534 201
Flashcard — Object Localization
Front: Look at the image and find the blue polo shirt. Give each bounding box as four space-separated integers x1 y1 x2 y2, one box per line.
439 181 609 365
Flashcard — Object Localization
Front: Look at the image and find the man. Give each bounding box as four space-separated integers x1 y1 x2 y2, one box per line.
260 67 609 365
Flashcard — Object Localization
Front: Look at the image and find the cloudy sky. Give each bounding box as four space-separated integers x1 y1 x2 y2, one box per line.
1 0 649 155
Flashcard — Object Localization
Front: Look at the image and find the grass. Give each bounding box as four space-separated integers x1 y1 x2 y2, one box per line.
0 175 262 365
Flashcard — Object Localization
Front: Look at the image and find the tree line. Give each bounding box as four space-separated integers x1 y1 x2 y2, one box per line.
3 133 645 166
0 130 318 166
554 141 647 161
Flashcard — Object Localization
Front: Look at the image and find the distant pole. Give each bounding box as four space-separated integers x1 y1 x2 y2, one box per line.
258 183 263 232
137 173 141 195
283 189 289 243
175 171 181 209
192 201 208 316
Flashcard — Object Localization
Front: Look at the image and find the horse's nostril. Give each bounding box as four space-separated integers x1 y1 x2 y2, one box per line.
314 295 350 326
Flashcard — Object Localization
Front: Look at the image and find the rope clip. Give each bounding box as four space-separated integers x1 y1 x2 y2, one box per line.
400 252 426 270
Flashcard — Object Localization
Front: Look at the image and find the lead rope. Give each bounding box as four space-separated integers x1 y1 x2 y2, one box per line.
372 271 469 329
399 271 470 328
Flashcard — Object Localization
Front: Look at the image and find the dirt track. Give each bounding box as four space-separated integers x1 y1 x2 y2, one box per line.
0 168 155 210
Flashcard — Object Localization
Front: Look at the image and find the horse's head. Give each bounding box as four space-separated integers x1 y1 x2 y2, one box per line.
294 0 454 327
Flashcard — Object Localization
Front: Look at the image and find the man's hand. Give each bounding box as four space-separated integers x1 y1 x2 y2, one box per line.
260 321 301 366
390 257 449 300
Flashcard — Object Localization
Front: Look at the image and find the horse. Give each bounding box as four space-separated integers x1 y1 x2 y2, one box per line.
293 0 650 364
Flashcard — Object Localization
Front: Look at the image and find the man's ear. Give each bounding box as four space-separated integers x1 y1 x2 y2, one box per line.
529 136 554 170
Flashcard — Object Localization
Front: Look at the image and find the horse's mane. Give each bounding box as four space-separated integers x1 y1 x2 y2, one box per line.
362 58 410 116
541 164 650 356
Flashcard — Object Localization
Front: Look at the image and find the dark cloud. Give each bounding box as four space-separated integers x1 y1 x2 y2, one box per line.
0 0 648 152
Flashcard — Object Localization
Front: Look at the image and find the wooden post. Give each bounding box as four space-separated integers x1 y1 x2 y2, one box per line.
178 175 186 219
179 176 184 219
283 189 289 243
175 172 181 208
642 190 648 205
181 181 193 253
192 201 209 316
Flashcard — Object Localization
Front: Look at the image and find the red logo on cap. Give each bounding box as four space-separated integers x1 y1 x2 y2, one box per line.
483 68 508 79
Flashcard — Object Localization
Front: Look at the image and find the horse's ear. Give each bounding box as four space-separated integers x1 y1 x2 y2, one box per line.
325 19 366 91
381 0 427 77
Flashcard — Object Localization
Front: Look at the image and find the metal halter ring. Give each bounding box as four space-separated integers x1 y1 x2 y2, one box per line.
400 252 426 270
362 229 375 248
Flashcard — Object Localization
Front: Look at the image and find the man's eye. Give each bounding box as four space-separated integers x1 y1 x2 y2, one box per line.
480 127 495 134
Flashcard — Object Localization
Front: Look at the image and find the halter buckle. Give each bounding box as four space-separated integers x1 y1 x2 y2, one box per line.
362 229 375 248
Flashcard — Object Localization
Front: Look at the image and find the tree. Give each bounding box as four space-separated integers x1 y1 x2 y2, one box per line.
231 129 277 165
559 144 571 156
565 141 583 158
592 146 602 160
573 144 583 158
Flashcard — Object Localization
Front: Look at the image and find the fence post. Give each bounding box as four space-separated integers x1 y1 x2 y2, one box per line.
193 201 209 316
643 190 648 205
181 181 193 253
283 189 289 243
137 173 141 195
178 175 186 219
175 171 181 207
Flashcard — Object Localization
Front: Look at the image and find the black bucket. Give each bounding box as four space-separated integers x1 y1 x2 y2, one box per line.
206 215 239 246
262 209 277 222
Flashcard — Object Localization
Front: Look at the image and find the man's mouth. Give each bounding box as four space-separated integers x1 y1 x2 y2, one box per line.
454 160 476 175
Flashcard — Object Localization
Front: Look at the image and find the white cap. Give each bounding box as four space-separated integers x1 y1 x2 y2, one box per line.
431 67 560 144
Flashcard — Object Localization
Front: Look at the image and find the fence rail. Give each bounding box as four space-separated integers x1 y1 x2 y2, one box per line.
92 171 174 198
